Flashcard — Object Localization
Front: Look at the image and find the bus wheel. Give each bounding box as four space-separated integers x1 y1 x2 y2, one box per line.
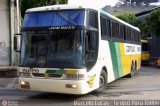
94 70 107 93
125 63 135 78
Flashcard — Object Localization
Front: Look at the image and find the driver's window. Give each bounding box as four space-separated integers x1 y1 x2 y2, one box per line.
85 31 98 69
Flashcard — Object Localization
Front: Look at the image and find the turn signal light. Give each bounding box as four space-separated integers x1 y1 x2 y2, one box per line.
20 81 30 89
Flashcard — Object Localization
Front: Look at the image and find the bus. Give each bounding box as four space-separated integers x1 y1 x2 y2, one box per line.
14 4 141 94
141 40 150 64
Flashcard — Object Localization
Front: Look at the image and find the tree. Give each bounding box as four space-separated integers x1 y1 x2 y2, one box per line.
21 0 68 18
145 8 160 36
117 13 147 38
117 13 139 26
136 8 160 38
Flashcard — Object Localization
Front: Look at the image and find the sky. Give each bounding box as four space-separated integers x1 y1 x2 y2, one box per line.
68 0 119 7
105 0 119 6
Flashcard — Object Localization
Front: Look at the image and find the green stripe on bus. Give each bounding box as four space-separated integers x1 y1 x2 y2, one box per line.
115 43 123 77
109 41 123 79
46 70 65 74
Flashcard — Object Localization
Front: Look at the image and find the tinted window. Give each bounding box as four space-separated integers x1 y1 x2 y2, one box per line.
131 29 135 42
100 16 111 37
112 22 119 38
85 31 98 70
126 27 131 41
120 25 125 40
88 10 98 29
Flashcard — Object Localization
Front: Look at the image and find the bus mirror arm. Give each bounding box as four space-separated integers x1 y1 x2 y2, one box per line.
14 33 21 52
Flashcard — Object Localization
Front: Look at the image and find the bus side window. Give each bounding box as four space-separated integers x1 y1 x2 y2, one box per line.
100 16 111 38
111 22 119 39
124 27 126 40
126 27 131 41
120 25 125 40
131 29 134 42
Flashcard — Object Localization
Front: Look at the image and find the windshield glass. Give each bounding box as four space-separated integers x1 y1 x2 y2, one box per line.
20 30 85 68
23 10 85 27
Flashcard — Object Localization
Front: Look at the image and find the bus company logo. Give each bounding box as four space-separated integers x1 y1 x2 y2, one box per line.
22 68 39 73
88 75 96 88
49 26 75 30
126 46 135 52
1 100 8 106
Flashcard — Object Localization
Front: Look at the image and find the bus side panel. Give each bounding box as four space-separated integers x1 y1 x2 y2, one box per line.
108 42 135 79
121 43 141 75
98 40 116 83
120 43 131 76
108 41 124 79
108 42 140 79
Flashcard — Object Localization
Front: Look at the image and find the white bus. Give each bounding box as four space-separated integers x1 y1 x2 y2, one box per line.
15 4 141 94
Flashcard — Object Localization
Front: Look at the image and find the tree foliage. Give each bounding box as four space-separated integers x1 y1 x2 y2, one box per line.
117 13 139 26
145 8 160 36
21 0 68 17
117 9 160 38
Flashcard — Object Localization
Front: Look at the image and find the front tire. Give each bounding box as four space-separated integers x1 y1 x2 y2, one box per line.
94 70 108 93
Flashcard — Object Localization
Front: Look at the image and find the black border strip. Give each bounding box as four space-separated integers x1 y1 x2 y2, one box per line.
21 26 98 31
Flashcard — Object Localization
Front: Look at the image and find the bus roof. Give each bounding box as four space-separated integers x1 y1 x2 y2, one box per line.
26 4 140 32
26 4 99 13
26 0 108 12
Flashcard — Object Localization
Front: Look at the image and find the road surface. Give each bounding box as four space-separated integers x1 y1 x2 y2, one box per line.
0 66 160 106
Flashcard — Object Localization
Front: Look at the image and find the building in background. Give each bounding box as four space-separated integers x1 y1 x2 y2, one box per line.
105 0 159 16
119 0 160 5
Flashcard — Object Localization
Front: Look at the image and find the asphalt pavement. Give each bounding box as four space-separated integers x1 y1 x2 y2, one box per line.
0 66 160 106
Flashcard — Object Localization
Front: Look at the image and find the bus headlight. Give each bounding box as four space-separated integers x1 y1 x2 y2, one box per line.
65 70 84 80
66 74 84 80
20 81 30 89
66 74 77 79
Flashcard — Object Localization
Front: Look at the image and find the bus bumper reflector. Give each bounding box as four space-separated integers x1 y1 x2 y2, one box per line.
20 81 30 89
65 84 77 89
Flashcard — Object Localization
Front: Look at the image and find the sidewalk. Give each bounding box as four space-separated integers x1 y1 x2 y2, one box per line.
0 78 18 89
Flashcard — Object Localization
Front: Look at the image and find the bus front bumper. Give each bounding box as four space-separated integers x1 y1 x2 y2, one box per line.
19 78 90 94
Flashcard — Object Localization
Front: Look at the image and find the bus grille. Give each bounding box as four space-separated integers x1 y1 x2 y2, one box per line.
32 73 62 78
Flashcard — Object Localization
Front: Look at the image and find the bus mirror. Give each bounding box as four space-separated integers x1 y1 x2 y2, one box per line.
14 34 21 52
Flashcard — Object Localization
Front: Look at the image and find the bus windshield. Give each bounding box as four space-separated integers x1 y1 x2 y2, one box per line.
23 10 85 27
20 30 85 68
20 9 99 69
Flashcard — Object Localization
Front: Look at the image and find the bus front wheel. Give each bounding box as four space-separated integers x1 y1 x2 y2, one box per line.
94 70 108 93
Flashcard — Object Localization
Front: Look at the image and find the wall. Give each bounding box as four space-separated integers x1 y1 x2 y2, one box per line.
0 0 10 66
